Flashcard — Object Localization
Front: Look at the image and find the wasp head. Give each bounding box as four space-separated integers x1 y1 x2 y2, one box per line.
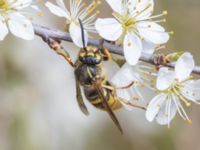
78 19 102 65
79 46 102 65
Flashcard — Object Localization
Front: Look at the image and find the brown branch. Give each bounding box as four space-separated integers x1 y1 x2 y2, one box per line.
33 24 200 75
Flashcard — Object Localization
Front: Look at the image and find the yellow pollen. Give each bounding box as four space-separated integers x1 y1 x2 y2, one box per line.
162 19 167 22
128 42 131 47
187 119 192 124
169 31 174 35
96 10 100 15
162 10 168 15
87 0 101 14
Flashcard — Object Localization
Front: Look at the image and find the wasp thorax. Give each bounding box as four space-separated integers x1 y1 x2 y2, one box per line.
79 46 102 65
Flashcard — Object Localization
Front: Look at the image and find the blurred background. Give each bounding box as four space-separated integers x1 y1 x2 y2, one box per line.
0 0 200 150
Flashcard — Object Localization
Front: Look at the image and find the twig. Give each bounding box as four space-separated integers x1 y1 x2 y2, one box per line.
33 24 200 75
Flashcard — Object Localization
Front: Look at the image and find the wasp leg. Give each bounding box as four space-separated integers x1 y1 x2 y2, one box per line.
117 98 146 110
99 39 112 61
75 78 89 115
101 81 134 91
105 85 146 110
49 40 74 67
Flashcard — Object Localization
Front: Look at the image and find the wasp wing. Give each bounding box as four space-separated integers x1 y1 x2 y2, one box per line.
75 79 89 115
94 83 123 134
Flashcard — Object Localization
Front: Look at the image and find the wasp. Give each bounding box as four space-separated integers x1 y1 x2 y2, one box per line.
48 19 145 134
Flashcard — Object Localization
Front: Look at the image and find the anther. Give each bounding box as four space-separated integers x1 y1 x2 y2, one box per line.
87 0 101 14
162 18 166 22
170 31 174 35
96 10 100 15
187 119 192 124
162 10 168 15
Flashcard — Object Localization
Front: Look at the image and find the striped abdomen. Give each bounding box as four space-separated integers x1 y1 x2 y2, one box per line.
83 81 122 110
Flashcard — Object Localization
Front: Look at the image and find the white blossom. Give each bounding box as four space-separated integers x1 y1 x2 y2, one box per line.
45 0 100 48
111 62 156 110
0 0 34 40
95 0 169 65
146 52 200 126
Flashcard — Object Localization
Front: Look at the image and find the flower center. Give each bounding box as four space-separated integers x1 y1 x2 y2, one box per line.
113 12 136 32
123 17 135 29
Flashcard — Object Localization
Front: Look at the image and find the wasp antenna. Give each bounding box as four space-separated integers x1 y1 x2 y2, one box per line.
78 18 87 50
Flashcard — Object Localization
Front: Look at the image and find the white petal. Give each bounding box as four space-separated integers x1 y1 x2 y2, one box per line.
128 0 137 11
137 22 169 44
156 97 177 125
69 23 88 48
156 67 175 91
124 33 142 65
142 40 157 55
175 52 195 81
111 63 137 101
56 0 66 9
180 80 200 103
11 0 32 9
0 15 8 40
146 93 167 122
56 0 70 15
45 2 70 19
106 0 123 14
95 18 122 41
8 13 34 40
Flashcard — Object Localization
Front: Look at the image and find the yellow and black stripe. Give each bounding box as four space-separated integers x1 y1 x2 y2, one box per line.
83 81 122 110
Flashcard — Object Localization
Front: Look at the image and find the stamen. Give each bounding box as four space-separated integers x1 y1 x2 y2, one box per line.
172 94 186 120
155 45 166 51
86 0 101 14
169 31 174 35
137 10 167 22
177 100 192 123
173 88 191 107
134 3 152 18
